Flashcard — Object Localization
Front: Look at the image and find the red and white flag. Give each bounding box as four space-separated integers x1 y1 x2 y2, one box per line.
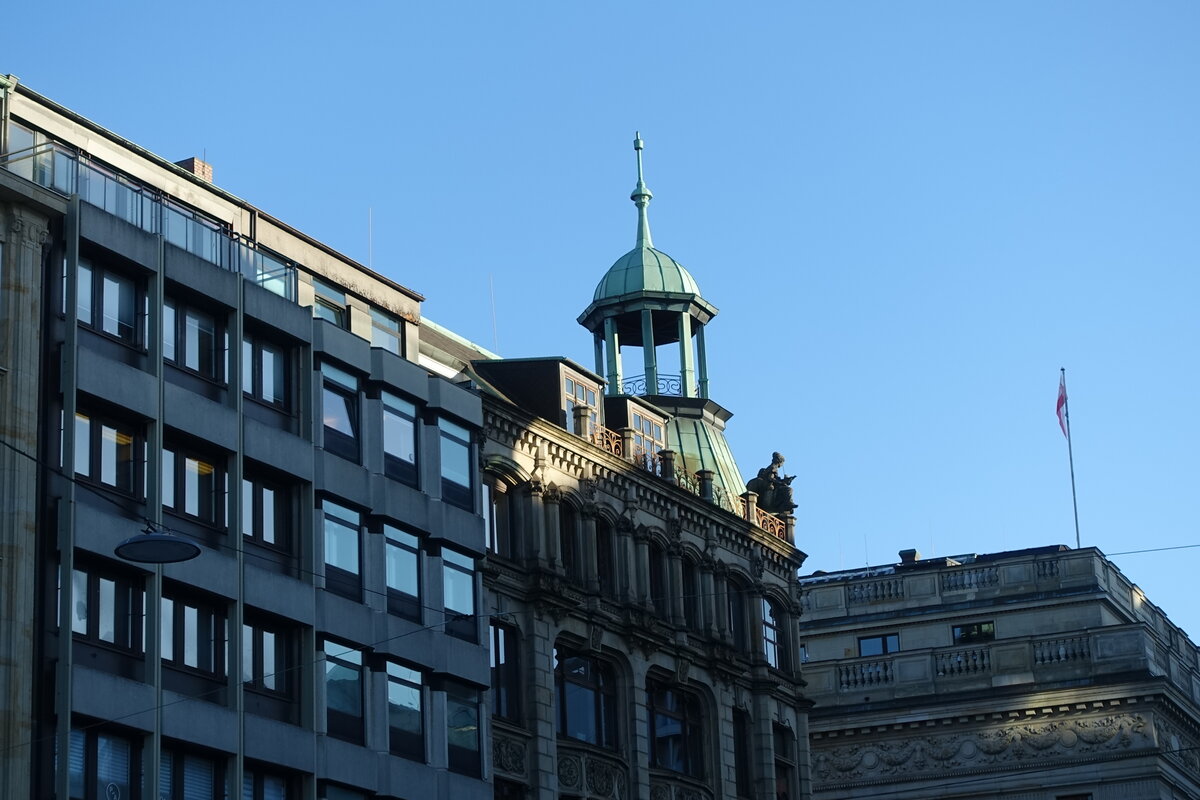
1056 375 1068 438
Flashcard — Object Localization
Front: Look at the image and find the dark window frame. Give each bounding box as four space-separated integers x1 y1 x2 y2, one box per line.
241 471 291 553
647 680 705 778
321 362 360 462
386 661 425 761
74 256 143 348
382 391 418 486
311 276 348 328
158 746 225 800
163 296 225 383
763 597 784 669
322 500 362 602
370 306 405 355
438 417 473 509
242 331 290 411
72 408 143 497
442 548 476 642
554 649 618 749
323 640 364 745
67 726 141 800
858 633 900 657
952 621 995 644
160 589 228 679
383 524 421 621
69 561 146 655
161 443 226 527
490 622 521 723
241 615 292 697
445 680 482 777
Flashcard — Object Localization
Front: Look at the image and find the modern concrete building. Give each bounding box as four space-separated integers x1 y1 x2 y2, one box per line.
798 546 1200 800
0 76 491 800
414 136 816 800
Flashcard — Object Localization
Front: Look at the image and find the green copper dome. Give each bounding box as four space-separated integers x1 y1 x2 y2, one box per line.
592 245 702 301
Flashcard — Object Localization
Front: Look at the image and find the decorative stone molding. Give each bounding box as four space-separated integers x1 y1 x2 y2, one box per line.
558 748 628 799
7 211 49 246
1154 716 1200 777
649 778 712 800
813 713 1152 787
492 732 528 778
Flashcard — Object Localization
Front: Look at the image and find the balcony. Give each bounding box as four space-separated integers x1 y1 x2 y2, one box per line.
0 140 296 300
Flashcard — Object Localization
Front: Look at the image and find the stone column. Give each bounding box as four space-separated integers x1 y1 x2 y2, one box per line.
633 528 651 606
581 506 599 593
700 558 717 637
616 518 635 603
526 615 560 800
543 488 562 573
668 543 685 626
525 481 545 567
0 204 48 800
714 563 730 642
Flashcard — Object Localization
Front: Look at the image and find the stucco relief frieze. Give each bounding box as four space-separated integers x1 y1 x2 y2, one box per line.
1154 717 1200 777
813 713 1151 786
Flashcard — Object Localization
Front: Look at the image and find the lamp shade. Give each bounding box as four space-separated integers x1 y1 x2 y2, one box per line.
114 530 201 563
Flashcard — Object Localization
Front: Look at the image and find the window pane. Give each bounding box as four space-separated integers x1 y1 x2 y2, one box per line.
162 449 175 509
386 540 418 596
241 478 254 536
242 339 253 390
71 569 88 634
440 428 470 488
184 457 216 519
95 734 132 798
323 387 356 436
74 413 90 477
261 486 276 544
184 604 198 667
76 263 93 323
184 310 215 374
261 344 284 404
443 565 474 615
325 660 361 716
102 274 135 340
242 624 254 684
162 597 174 661
324 517 359 573
383 401 416 463
97 577 116 642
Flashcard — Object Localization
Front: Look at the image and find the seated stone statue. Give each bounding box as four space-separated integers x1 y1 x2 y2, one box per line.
746 452 797 515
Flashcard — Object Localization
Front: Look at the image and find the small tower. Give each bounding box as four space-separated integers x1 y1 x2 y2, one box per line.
578 134 744 502
578 133 718 400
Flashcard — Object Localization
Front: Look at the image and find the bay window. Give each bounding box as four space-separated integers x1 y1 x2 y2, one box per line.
438 418 472 508
384 525 421 620
382 392 417 485
323 501 361 601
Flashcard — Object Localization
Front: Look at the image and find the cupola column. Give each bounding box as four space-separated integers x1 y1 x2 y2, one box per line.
640 309 658 393
603 318 622 395
678 313 695 398
696 324 709 399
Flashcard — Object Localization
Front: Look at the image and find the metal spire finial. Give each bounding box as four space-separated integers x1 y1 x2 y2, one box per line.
631 132 653 248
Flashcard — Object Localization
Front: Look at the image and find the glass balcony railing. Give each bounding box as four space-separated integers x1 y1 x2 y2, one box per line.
0 140 296 301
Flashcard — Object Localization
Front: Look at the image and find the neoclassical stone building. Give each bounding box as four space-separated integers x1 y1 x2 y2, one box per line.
419 137 813 800
798 546 1200 800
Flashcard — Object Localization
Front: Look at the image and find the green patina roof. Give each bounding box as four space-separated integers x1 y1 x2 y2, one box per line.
660 403 746 504
592 132 705 305
592 245 702 301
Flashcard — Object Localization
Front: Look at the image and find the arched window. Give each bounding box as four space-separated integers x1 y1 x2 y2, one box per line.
763 597 784 669
554 648 618 748
647 680 705 778
596 517 615 598
560 504 578 580
484 481 514 559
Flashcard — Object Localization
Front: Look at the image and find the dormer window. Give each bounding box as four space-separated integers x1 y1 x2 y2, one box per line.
632 410 665 457
564 376 599 435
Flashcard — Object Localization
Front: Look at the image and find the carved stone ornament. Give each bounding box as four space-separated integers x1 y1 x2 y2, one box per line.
674 657 692 684
588 622 604 652
813 713 1152 787
544 483 562 504
558 753 583 789
666 516 683 541
8 213 49 246
650 783 671 800
492 733 527 777
750 552 765 581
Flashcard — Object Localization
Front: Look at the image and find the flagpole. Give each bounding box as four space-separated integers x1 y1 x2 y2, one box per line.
1061 367 1081 548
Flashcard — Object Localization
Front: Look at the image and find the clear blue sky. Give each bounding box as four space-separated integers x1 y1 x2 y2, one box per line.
8 2 1199 638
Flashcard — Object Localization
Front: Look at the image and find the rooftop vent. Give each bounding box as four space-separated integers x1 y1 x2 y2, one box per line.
174 156 213 183
898 548 921 564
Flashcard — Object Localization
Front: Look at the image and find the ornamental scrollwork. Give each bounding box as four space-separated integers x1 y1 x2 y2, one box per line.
492 734 527 777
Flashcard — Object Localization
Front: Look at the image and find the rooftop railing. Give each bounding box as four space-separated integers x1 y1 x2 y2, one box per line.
1 141 296 301
620 372 699 397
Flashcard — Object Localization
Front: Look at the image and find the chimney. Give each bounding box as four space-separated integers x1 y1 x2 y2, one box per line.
174 156 213 183
898 548 921 565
